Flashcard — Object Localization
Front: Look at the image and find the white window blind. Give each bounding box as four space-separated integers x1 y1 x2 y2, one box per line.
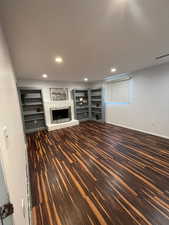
105 80 130 103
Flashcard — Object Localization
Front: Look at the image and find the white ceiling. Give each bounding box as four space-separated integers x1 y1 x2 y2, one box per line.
1 0 169 81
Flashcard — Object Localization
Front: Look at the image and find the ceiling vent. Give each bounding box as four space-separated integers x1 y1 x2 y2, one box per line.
156 53 169 60
105 73 132 83
155 53 169 65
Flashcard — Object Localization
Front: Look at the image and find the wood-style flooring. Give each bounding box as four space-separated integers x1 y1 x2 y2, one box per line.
27 121 169 225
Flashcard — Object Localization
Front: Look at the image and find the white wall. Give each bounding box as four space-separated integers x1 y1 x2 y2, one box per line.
0 26 29 225
17 79 88 125
105 63 169 139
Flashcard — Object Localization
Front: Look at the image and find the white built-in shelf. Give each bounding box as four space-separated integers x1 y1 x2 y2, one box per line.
24 96 42 100
76 106 89 109
91 106 102 109
91 99 102 102
25 117 44 122
77 111 89 114
23 111 44 116
22 102 42 106
76 96 88 98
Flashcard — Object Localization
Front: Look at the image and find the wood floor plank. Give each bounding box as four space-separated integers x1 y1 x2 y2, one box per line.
27 121 169 225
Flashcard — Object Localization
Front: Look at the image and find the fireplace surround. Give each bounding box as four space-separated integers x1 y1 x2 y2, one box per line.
50 107 71 124
45 88 79 131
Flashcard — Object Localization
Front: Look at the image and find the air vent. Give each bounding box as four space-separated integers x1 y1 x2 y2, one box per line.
105 73 132 82
156 53 169 60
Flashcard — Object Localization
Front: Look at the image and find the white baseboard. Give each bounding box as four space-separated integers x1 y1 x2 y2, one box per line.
107 121 169 140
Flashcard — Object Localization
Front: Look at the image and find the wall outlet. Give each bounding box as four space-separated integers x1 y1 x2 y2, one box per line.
3 126 9 149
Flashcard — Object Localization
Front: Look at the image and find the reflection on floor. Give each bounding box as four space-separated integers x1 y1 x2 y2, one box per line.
27 121 169 225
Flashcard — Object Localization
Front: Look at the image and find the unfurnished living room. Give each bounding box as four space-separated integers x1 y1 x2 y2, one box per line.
1 1 169 225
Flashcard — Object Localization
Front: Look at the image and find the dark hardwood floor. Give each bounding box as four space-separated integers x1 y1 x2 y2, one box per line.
27 121 169 225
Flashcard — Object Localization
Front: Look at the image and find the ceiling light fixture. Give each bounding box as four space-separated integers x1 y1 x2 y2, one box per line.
42 74 48 78
55 56 63 64
111 67 117 73
84 78 88 82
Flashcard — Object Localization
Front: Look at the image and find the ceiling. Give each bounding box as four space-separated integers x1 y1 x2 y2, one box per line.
1 0 169 81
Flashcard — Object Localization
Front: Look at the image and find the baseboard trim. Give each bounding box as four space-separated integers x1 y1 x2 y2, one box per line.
107 121 169 140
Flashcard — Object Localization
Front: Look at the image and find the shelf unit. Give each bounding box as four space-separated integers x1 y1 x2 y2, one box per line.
73 88 104 122
90 88 104 122
19 88 46 134
73 89 90 121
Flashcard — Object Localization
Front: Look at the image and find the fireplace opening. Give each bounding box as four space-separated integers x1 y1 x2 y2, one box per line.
51 107 71 124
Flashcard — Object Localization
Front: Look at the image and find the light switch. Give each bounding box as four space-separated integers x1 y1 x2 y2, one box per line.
3 126 9 150
3 126 8 139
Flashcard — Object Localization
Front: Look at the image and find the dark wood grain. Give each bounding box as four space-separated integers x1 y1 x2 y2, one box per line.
27 121 169 225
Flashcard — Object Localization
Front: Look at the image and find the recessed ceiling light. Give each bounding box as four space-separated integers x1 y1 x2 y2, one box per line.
42 74 48 78
55 56 63 64
111 67 117 73
84 78 88 82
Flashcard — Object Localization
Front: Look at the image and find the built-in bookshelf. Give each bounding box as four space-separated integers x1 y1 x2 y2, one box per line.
90 88 104 122
73 89 90 121
73 88 104 122
19 88 46 133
